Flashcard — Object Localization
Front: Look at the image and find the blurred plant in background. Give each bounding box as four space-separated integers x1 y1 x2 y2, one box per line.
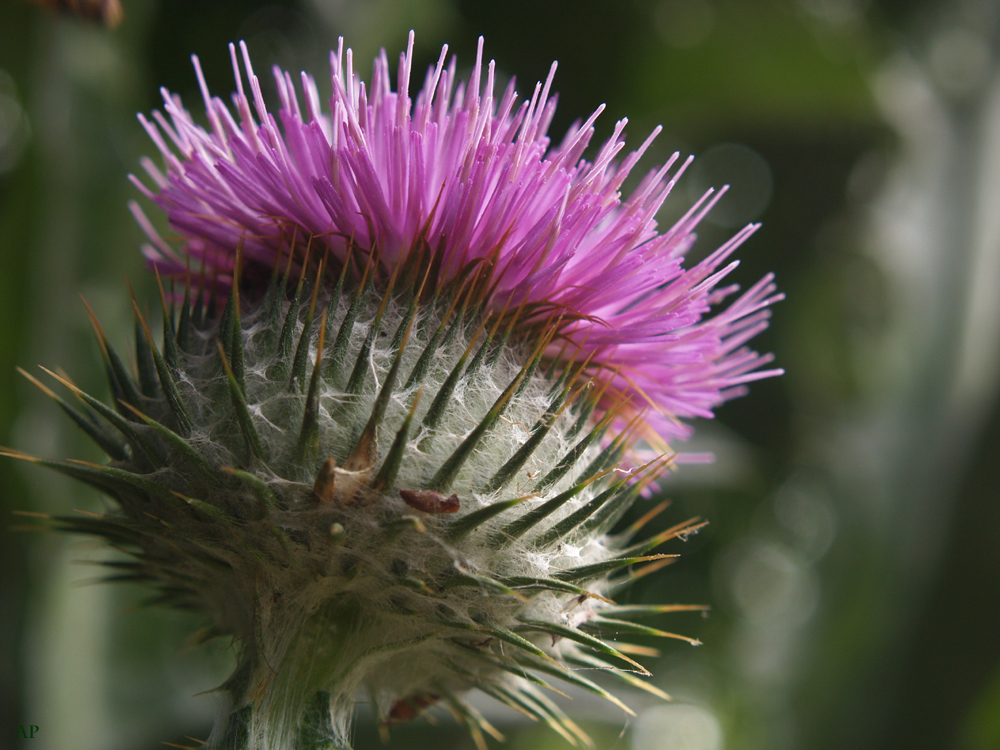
2 1 1000 750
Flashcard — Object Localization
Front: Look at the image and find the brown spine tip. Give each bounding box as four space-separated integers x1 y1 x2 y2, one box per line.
387 693 441 724
400 489 461 514
313 457 338 502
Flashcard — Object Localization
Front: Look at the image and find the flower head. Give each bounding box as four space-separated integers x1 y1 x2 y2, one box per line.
132 32 781 448
14 33 782 750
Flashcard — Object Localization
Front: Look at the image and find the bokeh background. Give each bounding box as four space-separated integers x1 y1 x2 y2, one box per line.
3 1 1000 749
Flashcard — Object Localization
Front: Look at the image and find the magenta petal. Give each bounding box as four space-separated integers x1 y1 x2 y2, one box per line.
134 32 782 448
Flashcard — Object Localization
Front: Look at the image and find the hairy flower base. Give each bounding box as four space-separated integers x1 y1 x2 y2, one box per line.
11 257 706 750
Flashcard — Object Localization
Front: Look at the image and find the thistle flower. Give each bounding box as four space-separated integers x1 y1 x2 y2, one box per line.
13 34 782 750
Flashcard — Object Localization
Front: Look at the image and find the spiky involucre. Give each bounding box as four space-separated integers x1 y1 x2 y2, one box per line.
16 252 707 750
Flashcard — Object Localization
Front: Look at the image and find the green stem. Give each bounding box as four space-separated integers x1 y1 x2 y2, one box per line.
206 619 357 750
207 686 351 750
295 691 344 750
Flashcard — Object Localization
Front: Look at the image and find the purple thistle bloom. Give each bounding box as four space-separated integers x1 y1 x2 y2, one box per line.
130 31 782 450
12 33 790 747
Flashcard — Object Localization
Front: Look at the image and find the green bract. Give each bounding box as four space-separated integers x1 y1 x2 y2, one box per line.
13 250 705 750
